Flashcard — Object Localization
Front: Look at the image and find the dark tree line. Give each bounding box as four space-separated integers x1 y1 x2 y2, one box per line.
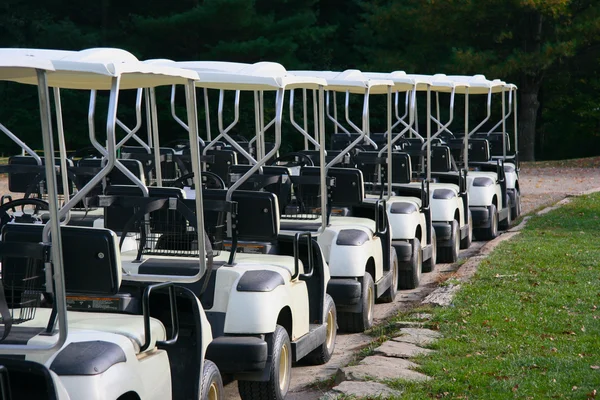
1 0 600 160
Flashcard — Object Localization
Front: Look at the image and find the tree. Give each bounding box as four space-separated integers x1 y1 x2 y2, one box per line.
357 0 600 161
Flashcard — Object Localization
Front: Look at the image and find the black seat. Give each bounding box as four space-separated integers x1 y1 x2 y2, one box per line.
205 149 238 185
104 185 186 233
468 139 491 162
302 167 364 207
473 132 510 157
202 189 279 244
2 224 121 296
228 165 292 213
120 146 180 182
5 156 73 196
431 145 454 172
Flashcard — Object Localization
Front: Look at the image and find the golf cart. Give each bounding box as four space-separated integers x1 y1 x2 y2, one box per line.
0 48 222 399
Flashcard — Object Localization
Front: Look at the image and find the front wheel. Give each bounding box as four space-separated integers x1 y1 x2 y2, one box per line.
438 220 459 263
379 247 399 302
238 325 291 400
511 190 521 220
422 229 437 273
201 360 224 400
499 197 512 230
305 294 337 364
460 210 473 249
338 273 374 333
474 204 498 241
398 238 422 290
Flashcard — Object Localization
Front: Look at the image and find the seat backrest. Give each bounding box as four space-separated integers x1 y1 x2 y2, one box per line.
431 145 453 172
78 158 146 187
7 156 73 195
120 146 179 180
228 165 291 213
302 166 364 207
353 151 381 184
473 132 511 156
1 224 121 296
468 139 491 162
390 152 412 184
202 189 279 242
104 185 186 233
205 149 238 185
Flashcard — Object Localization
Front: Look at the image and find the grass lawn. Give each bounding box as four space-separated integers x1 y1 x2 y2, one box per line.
390 193 600 399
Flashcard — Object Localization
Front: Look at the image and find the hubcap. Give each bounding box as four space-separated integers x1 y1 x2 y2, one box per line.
326 309 335 349
278 343 290 391
208 382 218 400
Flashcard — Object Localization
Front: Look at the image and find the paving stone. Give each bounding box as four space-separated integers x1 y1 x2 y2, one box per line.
392 328 442 346
328 381 403 398
394 321 425 329
336 355 430 383
374 340 435 358
411 313 433 320
422 284 461 306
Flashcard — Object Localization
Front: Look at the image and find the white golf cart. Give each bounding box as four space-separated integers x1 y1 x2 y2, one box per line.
383 74 472 263
443 75 513 239
0 48 222 399
285 69 402 330
122 60 337 400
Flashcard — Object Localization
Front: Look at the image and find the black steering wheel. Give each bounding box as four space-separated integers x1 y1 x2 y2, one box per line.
0 198 50 232
169 172 226 190
270 152 314 168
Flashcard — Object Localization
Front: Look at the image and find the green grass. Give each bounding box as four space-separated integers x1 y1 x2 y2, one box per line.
387 192 600 399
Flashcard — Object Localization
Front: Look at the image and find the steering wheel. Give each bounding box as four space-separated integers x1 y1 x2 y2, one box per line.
169 172 226 190
270 152 314 168
0 198 50 232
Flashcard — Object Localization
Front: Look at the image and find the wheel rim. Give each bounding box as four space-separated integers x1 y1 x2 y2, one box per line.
393 258 398 286
367 285 374 321
326 308 335 349
208 381 218 400
278 342 290 391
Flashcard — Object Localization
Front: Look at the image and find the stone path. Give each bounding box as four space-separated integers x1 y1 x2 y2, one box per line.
323 324 442 398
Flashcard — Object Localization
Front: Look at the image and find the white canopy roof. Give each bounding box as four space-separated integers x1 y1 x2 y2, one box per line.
148 60 327 91
447 75 507 94
292 70 393 94
0 48 198 90
0 52 55 81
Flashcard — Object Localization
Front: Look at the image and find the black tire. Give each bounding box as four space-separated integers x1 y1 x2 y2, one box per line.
201 360 224 400
511 190 521 220
238 325 291 400
305 294 337 364
460 210 473 249
338 273 374 333
499 197 512 230
475 204 498 241
422 229 437 273
379 247 399 302
398 238 422 290
438 220 460 263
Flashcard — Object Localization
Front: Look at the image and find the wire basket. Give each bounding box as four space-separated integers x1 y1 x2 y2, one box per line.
134 202 223 258
1 257 44 324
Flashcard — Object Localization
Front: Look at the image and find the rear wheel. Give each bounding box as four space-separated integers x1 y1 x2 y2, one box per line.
422 229 436 273
475 204 498 241
499 197 512 230
460 210 473 249
338 273 374 333
438 220 459 263
305 294 337 364
511 190 521 220
379 247 399 302
398 238 422 290
201 360 223 400
238 325 291 400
